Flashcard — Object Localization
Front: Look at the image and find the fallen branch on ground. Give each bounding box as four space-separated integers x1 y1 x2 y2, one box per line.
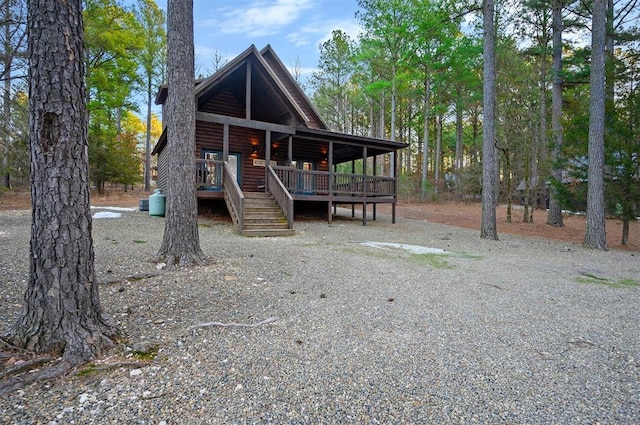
100 271 165 286
188 317 278 330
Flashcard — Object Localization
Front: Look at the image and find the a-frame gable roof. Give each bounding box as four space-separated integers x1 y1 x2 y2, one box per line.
258 45 328 130
193 44 311 126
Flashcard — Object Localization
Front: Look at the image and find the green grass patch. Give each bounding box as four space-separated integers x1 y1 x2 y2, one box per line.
576 273 640 288
133 240 146 244
77 363 98 377
408 253 455 269
132 344 159 361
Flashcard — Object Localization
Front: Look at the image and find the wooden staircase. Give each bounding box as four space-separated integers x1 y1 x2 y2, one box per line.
240 192 295 237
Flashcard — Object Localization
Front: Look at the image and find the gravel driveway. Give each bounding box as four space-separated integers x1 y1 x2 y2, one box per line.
1 207 639 424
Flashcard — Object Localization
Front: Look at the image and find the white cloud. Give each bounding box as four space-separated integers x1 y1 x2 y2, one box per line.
203 0 316 38
286 18 362 50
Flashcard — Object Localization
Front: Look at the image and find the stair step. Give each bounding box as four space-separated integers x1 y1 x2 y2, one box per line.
244 207 283 213
241 228 296 237
244 217 288 223
244 192 273 198
234 191 294 237
245 205 278 210
245 199 277 204
243 223 290 230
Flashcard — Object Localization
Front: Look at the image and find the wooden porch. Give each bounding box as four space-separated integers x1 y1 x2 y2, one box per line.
195 159 397 232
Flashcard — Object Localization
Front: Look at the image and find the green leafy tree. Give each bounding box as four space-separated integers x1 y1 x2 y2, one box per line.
311 30 355 133
84 0 143 192
135 0 166 192
407 0 470 197
357 0 413 142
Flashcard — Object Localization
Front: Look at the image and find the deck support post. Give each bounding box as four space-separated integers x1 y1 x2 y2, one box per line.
328 141 334 224
392 151 398 224
363 146 367 226
373 155 377 221
351 160 355 218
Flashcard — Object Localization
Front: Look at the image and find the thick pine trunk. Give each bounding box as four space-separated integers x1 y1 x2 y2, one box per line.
584 0 607 250
481 0 498 240
158 0 203 267
6 0 118 365
546 0 564 227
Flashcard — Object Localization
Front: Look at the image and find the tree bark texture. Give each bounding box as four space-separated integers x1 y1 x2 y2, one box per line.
5 0 118 365
158 0 203 267
481 0 498 240
584 0 607 250
420 77 429 199
546 0 564 227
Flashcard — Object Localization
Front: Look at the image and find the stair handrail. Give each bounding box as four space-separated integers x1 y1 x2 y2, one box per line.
267 165 294 229
223 162 244 231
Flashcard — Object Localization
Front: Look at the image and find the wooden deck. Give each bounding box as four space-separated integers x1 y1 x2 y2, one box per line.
195 160 397 226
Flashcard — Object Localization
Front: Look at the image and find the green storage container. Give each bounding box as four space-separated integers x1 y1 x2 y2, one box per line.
148 189 166 217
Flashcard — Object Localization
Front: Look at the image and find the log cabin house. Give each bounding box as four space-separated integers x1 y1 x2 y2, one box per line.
152 45 407 236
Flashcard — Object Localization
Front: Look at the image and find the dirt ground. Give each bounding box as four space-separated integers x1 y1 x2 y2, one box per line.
1 188 638 251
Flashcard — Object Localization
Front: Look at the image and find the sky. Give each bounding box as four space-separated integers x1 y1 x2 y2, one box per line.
149 0 364 86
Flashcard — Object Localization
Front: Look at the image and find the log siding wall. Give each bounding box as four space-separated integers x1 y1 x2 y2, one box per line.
157 147 169 192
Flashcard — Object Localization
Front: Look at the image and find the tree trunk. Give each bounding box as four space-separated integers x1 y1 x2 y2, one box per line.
455 101 463 198
390 64 397 141
420 76 430 199
5 0 118 365
481 0 498 240
2 0 13 189
435 113 442 193
158 0 204 267
546 0 564 227
584 0 607 250
621 220 629 246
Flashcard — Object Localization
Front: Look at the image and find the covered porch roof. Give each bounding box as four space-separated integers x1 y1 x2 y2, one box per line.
293 127 408 164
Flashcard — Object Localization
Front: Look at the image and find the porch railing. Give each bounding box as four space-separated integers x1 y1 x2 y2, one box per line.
267 166 294 229
222 162 244 230
272 166 395 198
195 159 224 190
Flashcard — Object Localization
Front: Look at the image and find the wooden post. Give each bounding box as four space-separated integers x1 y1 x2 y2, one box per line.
223 123 229 162
373 155 377 221
363 146 367 226
351 159 355 218
246 63 251 120
328 141 333 224
265 130 271 190
287 136 293 166
392 151 397 224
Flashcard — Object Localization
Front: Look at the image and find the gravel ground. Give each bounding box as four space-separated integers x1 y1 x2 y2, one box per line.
1 207 639 424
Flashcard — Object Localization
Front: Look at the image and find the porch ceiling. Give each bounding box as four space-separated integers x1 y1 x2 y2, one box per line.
294 128 408 164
